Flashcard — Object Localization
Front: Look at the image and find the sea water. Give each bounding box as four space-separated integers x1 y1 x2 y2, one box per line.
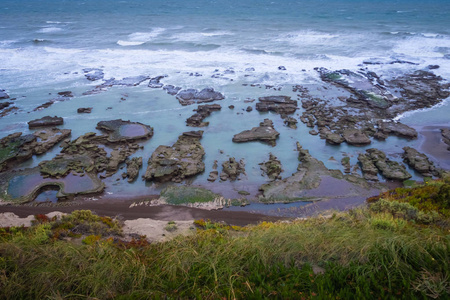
0 0 449 200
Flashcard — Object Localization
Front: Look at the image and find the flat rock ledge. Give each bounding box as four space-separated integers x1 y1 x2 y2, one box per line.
28 116 64 128
232 119 280 146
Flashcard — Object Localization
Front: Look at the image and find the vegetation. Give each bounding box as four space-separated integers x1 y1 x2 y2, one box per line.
0 180 449 299
161 185 219 205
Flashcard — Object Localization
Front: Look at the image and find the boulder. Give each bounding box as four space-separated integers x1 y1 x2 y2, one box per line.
402 147 438 177
28 116 64 128
232 119 280 146
143 131 205 182
357 153 379 181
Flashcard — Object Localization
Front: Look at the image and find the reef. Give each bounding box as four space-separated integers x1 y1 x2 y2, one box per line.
232 119 280 146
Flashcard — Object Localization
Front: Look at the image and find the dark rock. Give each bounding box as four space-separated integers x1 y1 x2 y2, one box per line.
228 105 234 109
342 128 371 145
176 88 225 106
232 119 280 146
220 157 245 181
148 76 166 88
278 66 286 70
96 119 154 142
309 130 318 135
256 96 298 114
77 107 93 113
321 128 345 145
245 67 255 72
144 131 205 182
341 157 351 174
28 116 63 128
186 104 221 127
259 153 283 180
0 89 10 100
34 101 55 111
83 68 104 81
402 147 438 177
376 120 417 139
0 102 12 110
428 65 440 70
57 91 73 97
283 116 298 129
163 85 181 95
366 148 411 181
246 106 253 112
207 170 218 182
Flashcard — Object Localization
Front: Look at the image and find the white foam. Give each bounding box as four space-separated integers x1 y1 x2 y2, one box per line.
117 40 146 46
117 28 166 46
37 27 63 33
393 35 450 58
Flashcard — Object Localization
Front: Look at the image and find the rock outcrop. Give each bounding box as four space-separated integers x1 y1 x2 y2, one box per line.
96 119 153 142
402 147 438 177
259 153 283 180
123 157 143 182
342 128 371 145
375 121 417 140
232 119 280 146
365 148 411 181
77 107 92 113
176 88 224 105
144 131 205 182
220 157 245 181
186 104 221 127
0 128 71 172
357 153 379 181
0 89 10 99
255 96 297 114
28 116 64 128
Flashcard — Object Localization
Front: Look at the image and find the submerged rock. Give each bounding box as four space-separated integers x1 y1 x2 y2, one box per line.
77 107 93 113
402 147 438 177
0 89 10 100
163 85 182 95
232 119 280 146
220 157 245 181
186 104 221 127
144 131 205 182
96 119 153 142
83 68 104 81
366 148 411 181
283 116 298 129
148 76 166 88
102 75 150 87
256 96 298 114
28 116 64 128
176 88 225 106
259 153 283 180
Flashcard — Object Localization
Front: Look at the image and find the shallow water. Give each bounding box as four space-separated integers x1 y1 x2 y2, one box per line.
1 0 449 202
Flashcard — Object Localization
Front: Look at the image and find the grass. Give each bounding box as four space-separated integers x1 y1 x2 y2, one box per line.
0 180 449 299
161 185 219 205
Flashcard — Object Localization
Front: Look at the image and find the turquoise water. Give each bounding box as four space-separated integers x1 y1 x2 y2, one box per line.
0 0 449 200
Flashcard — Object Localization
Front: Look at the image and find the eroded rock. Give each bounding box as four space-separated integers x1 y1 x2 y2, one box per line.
259 153 283 180
96 119 153 142
342 128 371 145
357 153 379 181
232 119 280 146
402 147 438 177
123 157 143 182
220 157 245 181
376 121 417 139
186 104 221 127
28 116 64 128
77 107 93 113
176 88 225 105
366 148 411 181
144 131 205 182
256 96 297 114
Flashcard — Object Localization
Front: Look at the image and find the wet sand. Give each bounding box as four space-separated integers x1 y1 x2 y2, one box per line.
0 196 288 226
418 126 450 170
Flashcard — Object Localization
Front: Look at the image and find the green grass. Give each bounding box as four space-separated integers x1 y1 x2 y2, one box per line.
0 181 449 299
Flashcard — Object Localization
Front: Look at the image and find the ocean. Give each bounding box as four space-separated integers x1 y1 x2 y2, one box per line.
0 0 449 202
